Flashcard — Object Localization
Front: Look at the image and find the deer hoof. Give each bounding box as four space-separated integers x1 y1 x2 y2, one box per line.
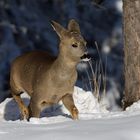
71 107 79 120
21 107 29 120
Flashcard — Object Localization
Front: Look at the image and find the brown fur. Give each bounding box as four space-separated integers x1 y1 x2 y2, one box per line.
10 19 87 120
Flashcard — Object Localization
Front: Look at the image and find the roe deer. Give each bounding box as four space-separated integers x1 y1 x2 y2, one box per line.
10 19 88 120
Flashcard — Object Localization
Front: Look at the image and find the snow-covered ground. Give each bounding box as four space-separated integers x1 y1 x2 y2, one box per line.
0 86 140 140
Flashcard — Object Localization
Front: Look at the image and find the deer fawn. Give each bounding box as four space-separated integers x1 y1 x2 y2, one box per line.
10 19 88 120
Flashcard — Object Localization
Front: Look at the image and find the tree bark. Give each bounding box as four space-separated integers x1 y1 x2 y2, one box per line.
123 0 140 109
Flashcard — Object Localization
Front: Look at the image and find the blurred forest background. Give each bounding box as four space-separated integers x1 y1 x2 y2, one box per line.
0 0 123 110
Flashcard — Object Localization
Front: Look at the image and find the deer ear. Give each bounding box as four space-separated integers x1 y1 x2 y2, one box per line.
68 19 81 34
51 21 67 38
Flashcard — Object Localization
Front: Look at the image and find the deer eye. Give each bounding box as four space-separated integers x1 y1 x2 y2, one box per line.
72 43 78 48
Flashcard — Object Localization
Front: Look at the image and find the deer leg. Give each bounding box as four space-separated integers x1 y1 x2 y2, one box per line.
62 94 79 120
12 93 29 120
28 97 41 119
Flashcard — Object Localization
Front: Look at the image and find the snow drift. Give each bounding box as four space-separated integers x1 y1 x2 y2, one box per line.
0 86 107 122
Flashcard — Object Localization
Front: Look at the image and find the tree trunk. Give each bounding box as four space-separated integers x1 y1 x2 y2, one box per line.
123 0 140 109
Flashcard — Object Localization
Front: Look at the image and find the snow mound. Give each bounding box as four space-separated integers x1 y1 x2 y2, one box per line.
61 87 108 115
0 86 108 122
125 100 140 116
1 86 140 124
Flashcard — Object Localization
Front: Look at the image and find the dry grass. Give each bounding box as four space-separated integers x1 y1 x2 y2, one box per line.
86 41 107 103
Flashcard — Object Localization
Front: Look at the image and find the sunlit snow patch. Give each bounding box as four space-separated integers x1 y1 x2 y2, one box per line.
1 86 140 124
0 87 108 122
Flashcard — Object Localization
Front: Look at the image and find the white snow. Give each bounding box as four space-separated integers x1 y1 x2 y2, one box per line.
0 86 140 140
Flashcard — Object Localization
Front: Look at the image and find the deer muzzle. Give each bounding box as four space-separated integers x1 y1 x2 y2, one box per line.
80 52 91 62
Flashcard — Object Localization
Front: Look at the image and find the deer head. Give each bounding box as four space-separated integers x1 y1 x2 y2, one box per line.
51 19 88 63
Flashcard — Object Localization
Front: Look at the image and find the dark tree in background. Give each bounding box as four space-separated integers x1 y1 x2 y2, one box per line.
123 0 140 108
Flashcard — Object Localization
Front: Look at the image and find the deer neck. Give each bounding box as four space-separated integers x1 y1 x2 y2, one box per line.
54 46 78 74
56 53 76 72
